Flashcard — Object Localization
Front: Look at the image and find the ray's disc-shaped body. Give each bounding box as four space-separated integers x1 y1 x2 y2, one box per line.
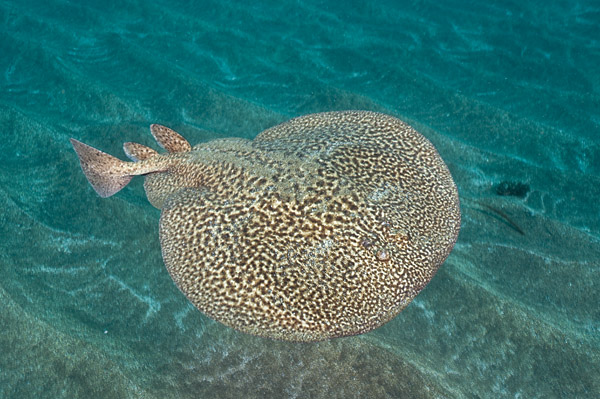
71 111 460 342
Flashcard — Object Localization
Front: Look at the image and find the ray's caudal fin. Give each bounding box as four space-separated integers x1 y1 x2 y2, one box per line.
70 139 135 198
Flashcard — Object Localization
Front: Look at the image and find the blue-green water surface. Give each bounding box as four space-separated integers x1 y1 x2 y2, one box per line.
1 0 599 398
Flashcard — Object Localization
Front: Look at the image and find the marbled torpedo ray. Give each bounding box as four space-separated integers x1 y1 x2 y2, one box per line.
71 111 460 342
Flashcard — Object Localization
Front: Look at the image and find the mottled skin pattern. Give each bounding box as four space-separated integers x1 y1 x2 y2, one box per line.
71 111 460 342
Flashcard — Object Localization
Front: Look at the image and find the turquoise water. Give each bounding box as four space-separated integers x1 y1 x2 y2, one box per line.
1 0 599 397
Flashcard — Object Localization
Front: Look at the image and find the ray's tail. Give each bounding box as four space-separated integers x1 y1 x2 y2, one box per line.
70 139 137 198
70 125 190 198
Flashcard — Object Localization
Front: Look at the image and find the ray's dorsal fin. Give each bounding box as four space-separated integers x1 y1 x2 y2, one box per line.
123 142 159 161
150 124 192 153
